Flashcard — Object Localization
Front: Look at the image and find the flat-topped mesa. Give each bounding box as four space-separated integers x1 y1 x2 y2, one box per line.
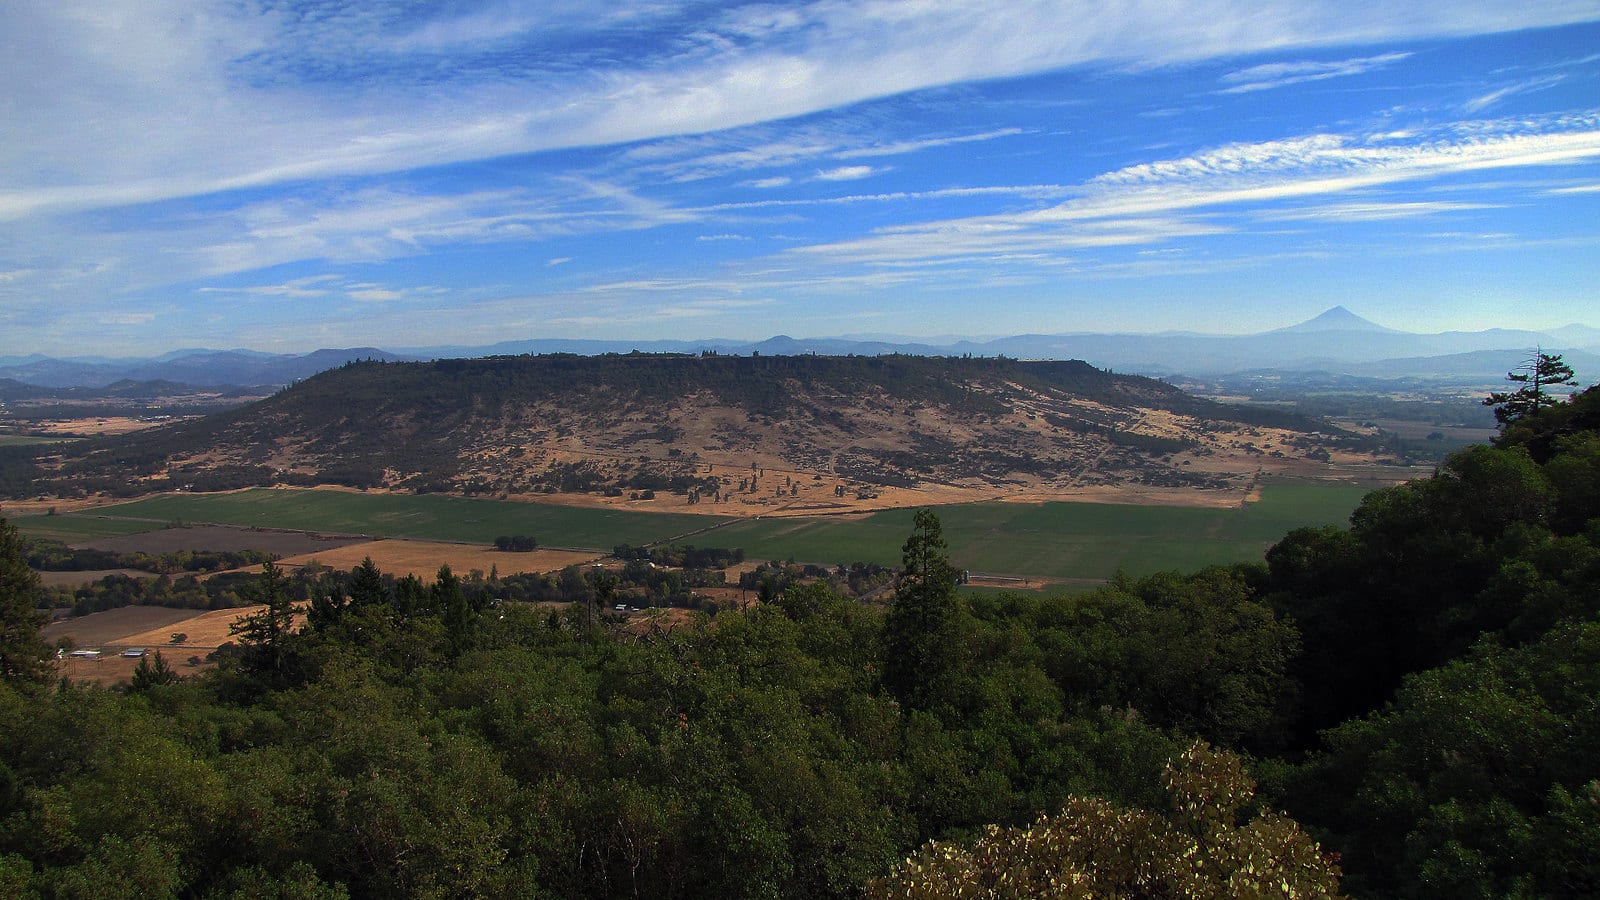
26 353 1352 508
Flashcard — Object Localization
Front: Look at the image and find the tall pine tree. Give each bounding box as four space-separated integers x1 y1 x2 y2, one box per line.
228 561 304 690
434 565 475 657
1485 350 1577 425
0 516 51 686
880 509 965 712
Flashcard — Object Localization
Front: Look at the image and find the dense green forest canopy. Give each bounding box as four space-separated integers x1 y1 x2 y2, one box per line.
0 383 1597 896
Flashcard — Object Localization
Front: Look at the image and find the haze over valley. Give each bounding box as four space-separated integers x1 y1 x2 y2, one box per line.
4 305 1600 390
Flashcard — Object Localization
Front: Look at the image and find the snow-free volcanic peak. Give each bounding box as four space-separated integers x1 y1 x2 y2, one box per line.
1272 306 1397 334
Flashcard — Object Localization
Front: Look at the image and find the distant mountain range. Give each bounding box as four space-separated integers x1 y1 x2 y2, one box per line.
0 348 407 389
4 307 1598 389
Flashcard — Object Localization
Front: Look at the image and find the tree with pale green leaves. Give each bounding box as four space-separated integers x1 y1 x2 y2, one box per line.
870 740 1344 899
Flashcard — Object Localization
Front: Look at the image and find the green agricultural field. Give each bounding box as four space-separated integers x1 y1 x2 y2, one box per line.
82 481 1371 581
8 514 165 542
714 480 1371 580
0 434 69 447
91 489 732 549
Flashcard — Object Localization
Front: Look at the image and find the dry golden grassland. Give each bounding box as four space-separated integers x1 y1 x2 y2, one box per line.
28 416 168 437
45 604 284 687
118 606 291 650
447 399 1412 516
273 540 601 580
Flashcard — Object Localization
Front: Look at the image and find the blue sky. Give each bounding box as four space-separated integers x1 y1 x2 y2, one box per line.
3 1 1598 356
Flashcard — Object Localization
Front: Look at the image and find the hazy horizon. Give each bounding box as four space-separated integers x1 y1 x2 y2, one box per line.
3 3 1598 357
9 305 1600 365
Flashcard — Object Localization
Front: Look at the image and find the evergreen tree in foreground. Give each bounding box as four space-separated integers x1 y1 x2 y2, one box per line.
227 561 305 692
129 649 178 691
881 509 964 712
1485 350 1577 425
0 516 51 686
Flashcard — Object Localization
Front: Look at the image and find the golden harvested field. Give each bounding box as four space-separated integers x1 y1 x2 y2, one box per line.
46 604 281 687
118 605 291 651
28 416 171 437
274 539 601 580
54 655 162 687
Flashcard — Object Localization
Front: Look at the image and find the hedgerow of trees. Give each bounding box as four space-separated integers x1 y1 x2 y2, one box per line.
21 535 273 575
493 534 537 552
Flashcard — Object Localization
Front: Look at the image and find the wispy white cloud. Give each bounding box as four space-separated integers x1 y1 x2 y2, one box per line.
629 126 1020 184
1254 200 1501 221
790 115 1600 266
582 278 745 294
1491 51 1600 76
1088 117 1600 193
1463 75 1568 112
198 275 341 298
833 128 1026 159
3 3 1598 353
815 165 880 181
188 180 700 276
692 299 772 309
639 137 842 183
700 184 1075 212
1219 52 1412 93
99 312 158 326
791 216 1232 266
6 1 1595 221
198 275 445 306
581 268 924 298
387 7 553 52
357 283 449 305
548 296 775 327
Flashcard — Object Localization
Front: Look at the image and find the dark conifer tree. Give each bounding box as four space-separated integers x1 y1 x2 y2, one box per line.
881 509 964 712
1485 350 1577 425
434 565 474 656
0 516 51 686
227 561 304 690
306 579 347 633
129 649 178 690
346 556 388 608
